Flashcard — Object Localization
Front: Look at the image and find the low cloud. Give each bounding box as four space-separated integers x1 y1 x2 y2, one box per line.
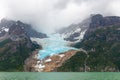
0 0 120 33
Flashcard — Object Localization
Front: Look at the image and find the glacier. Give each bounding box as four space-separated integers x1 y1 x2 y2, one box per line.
37 34 77 60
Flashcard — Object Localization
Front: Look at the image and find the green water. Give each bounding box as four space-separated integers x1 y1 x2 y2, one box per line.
0 72 120 80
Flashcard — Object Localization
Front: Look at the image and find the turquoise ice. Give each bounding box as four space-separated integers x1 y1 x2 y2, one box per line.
38 34 77 60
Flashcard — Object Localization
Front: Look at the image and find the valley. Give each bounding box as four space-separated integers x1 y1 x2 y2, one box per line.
0 14 120 72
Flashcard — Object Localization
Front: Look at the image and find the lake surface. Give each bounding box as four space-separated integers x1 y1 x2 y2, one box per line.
38 34 77 59
0 72 120 80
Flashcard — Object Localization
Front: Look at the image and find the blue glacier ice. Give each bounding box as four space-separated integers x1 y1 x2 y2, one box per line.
38 34 77 60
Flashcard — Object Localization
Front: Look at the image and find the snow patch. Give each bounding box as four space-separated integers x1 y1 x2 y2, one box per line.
45 59 52 62
4 28 9 32
74 28 81 33
1 27 9 32
59 54 65 58
38 64 45 69
74 30 87 42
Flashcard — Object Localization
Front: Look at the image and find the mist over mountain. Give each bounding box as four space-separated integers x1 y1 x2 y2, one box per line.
56 14 120 72
0 0 120 72
1 0 120 33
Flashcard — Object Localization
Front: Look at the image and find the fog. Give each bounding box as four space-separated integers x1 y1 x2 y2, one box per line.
0 0 120 33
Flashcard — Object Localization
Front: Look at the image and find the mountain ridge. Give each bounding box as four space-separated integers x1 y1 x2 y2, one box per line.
0 19 42 71
56 14 120 72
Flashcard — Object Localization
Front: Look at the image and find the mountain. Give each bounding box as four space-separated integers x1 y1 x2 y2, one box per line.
56 14 120 72
84 14 120 39
57 17 91 42
1 14 120 72
58 14 120 42
0 19 42 71
0 19 47 38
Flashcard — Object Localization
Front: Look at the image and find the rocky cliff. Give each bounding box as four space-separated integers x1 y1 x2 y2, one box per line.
57 14 120 72
0 20 41 71
0 19 47 38
58 18 91 42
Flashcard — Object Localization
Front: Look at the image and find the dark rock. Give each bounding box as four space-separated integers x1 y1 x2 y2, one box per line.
0 19 47 38
57 18 91 42
84 14 120 39
71 14 120 72
0 19 43 71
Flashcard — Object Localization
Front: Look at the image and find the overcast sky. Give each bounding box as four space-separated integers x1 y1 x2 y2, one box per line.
0 0 120 33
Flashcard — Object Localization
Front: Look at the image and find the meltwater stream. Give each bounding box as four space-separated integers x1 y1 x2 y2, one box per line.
37 34 77 60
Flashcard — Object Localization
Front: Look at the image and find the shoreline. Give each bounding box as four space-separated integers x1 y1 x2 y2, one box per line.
24 49 79 72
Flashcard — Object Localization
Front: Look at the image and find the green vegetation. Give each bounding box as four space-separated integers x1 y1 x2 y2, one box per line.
0 39 12 47
0 38 40 71
57 51 87 72
58 26 120 72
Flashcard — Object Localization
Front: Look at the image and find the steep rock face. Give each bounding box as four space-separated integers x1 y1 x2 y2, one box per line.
0 21 40 71
57 14 120 72
58 18 91 42
76 14 120 49
0 19 47 38
58 14 120 43
84 14 120 38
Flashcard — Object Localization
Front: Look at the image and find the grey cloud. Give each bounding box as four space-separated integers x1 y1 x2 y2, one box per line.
0 0 120 33
54 0 71 9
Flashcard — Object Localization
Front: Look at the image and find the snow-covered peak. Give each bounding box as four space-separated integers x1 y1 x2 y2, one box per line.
58 18 91 42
